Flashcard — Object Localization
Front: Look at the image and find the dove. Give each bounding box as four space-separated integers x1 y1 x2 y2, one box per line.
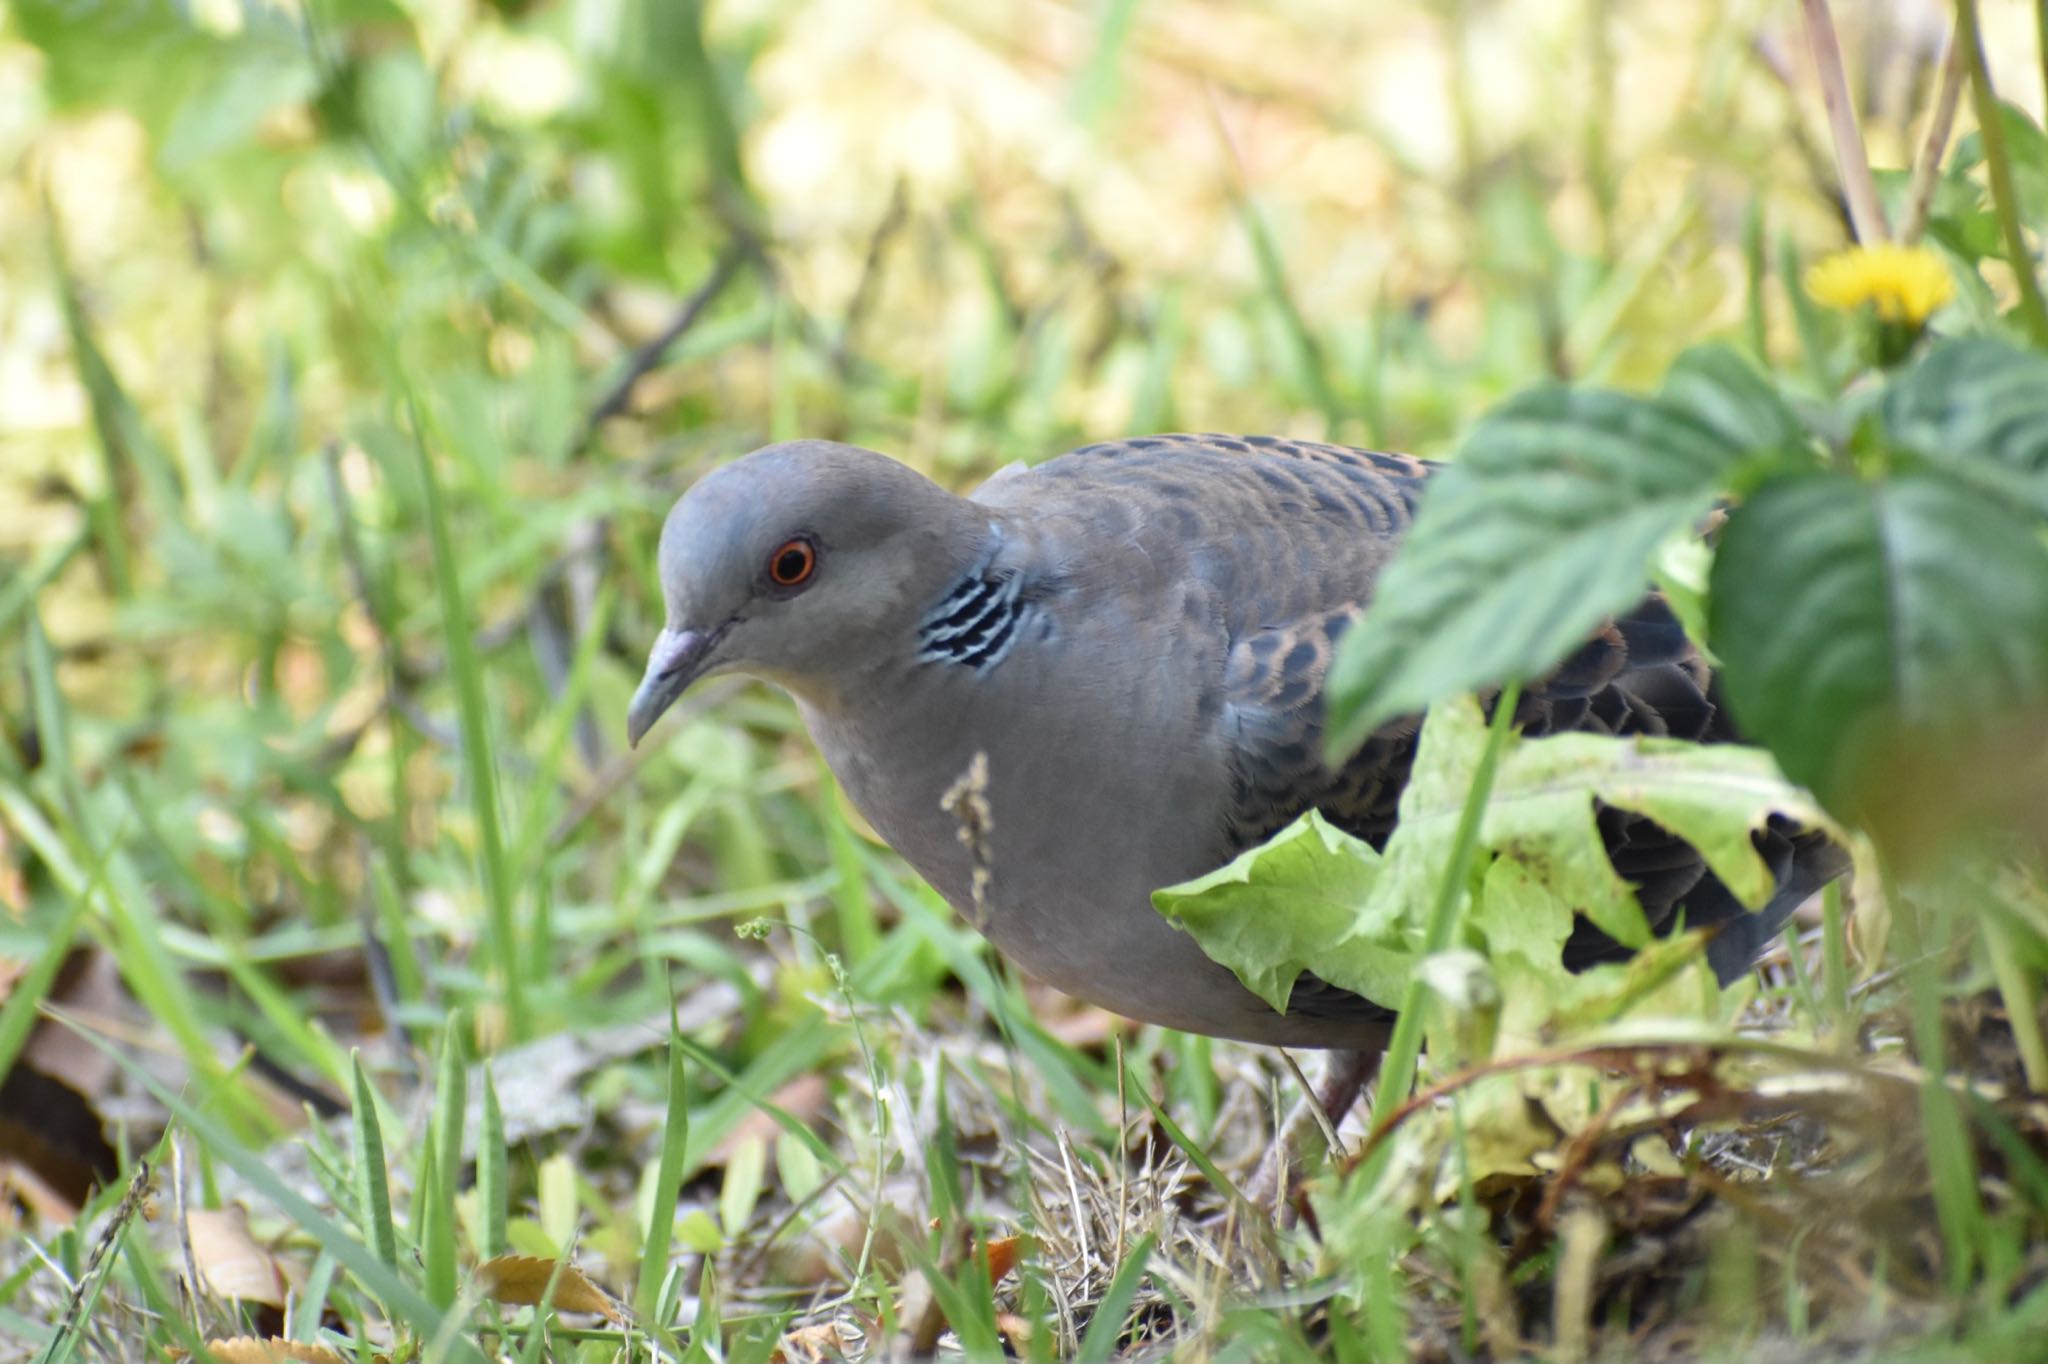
628 434 1845 1062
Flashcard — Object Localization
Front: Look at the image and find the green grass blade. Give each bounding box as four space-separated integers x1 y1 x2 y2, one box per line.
426 1013 470 1307
1074 1232 1154 1364
635 1010 691 1326
1368 680 1524 1131
476 1065 508 1261
1742 197 1768 363
70 1026 472 1357
404 404 524 1031
350 1051 400 1274
1236 193 1343 434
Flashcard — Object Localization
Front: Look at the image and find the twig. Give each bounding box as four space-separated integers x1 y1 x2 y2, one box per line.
833 179 909 375
1749 34 1862 239
1800 0 1892 242
577 248 746 450
1345 1034 1923 1172
1280 1050 1346 1158
1900 24 1968 244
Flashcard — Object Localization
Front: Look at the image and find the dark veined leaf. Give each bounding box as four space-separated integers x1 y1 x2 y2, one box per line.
1657 343 1810 460
1882 336 2048 516
1325 363 1767 756
1709 470 2048 813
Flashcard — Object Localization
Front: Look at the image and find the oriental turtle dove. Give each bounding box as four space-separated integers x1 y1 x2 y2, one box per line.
628 435 1845 1050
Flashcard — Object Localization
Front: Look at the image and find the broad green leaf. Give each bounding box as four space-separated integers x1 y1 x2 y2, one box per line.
1488 731 1831 908
1472 854 1574 971
1882 336 2048 516
1516 931 1729 1034
1657 343 1809 461
1162 697 1822 1021
1326 385 1748 755
1153 812 1398 1014
1951 102 2048 232
1710 470 2048 810
1354 696 1642 956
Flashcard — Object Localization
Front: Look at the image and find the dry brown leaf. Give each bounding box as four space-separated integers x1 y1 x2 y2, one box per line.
195 1337 346 1364
187 1207 292 1309
475 1253 625 1321
26 949 123 1097
707 1073 830 1167
0 1158 80 1227
774 1321 852 1362
981 1233 1024 1284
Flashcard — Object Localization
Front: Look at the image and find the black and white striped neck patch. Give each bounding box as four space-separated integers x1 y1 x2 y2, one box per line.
917 570 1026 670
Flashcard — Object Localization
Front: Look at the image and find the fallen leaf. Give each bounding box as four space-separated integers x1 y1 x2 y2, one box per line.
475 1253 625 1321
192 1338 346 1364
775 1321 853 1362
981 1234 1024 1283
707 1073 830 1166
187 1207 292 1309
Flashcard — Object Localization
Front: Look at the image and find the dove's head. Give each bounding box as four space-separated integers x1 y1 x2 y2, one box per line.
627 441 988 745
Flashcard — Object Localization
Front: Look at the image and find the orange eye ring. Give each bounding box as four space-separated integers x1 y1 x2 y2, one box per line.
768 537 817 588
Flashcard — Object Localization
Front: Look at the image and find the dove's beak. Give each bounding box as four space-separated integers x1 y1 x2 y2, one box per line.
627 625 722 747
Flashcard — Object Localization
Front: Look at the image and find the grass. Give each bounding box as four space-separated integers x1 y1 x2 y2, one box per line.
1 0 2045 1359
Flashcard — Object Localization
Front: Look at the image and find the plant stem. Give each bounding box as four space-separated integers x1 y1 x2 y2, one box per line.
2038 0 2048 133
1800 0 1891 243
1368 681 1524 1132
1958 0 2048 344
1901 24 1969 245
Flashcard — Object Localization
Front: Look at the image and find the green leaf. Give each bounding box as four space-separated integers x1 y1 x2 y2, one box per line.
1882 336 2048 516
1491 731 1831 908
1325 385 1748 755
1952 101 2048 231
1710 470 2048 810
1472 853 1574 972
1153 812 1398 1014
158 51 316 171
1162 697 1822 1023
1657 343 1809 460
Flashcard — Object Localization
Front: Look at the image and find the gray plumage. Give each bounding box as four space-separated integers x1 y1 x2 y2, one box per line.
628 434 1846 1049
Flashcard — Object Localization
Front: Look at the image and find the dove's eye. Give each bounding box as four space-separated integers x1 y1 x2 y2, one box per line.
767 537 818 589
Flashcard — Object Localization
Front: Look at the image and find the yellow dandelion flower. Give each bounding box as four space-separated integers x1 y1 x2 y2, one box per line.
1804 243 1954 325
